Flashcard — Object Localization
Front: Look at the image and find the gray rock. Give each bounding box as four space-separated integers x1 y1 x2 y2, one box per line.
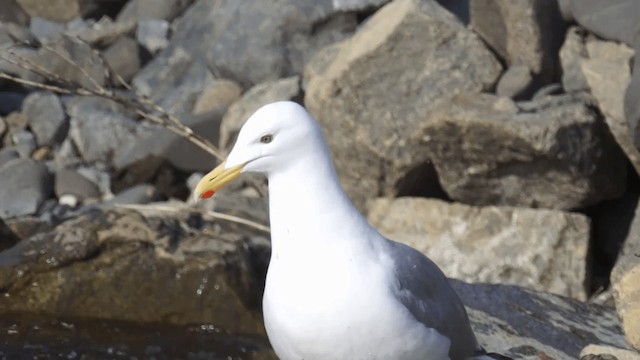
2 112 28 147
66 96 140 164
581 345 640 360
100 184 159 208
136 19 169 54
11 130 36 158
0 92 25 116
54 168 100 201
117 0 195 22
367 197 590 299
496 64 533 99
0 208 265 334
0 46 44 84
626 42 640 152
192 79 243 115
0 0 29 25
420 93 626 210
0 148 19 168
16 0 83 23
0 158 53 218
114 108 224 173
570 0 640 46
102 36 141 84
305 0 501 210
22 91 67 147
32 35 107 91
469 0 566 85
66 17 137 48
220 76 300 150
453 280 633 359
29 17 65 41
611 199 640 350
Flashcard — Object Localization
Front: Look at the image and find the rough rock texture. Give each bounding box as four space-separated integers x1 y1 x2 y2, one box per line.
22 91 67 147
102 36 140 85
117 0 195 22
16 0 82 23
0 158 53 218
568 0 640 46
420 93 626 210
560 26 640 175
611 200 640 350
368 197 590 299
193 79 243 115
469 0 566 85
220 76 301 150
0 208 266 335
453 280 633 360
305 0 501 209
581 345 640 360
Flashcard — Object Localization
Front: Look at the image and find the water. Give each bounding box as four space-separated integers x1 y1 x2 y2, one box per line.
0 314 274 360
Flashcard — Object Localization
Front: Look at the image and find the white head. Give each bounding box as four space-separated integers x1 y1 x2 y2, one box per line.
194 101 327 199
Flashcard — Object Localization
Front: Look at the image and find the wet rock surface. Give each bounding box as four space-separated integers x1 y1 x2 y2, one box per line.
0 0 639 357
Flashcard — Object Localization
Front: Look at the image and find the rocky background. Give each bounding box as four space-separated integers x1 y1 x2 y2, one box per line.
0 0 639 359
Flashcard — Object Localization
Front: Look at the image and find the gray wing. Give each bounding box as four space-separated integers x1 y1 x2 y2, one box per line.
385 239 479 360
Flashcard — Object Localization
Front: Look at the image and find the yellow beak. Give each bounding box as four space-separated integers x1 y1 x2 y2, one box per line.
194 161 245 200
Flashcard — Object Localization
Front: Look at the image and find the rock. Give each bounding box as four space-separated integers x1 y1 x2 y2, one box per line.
581 345 640 360
560 26 640 175
367 197 590 299
100 184 159 208
626 43 640 152
67 17 137 47
420 93 626 210
33 35 107 91
66 96 140 164
22 91 67 147
0 46 44 84
117 0 195 22
220 76 300 150
114 108 224 173
453 280 633 359
16 0 82 23
11 130 36 158
192 79 243 115
0 158 53 218
611 200 640 350
0 148 19 168
54 168 101 201
0 0 29 25
469 0 566 85
496 64 534 99
102 36 141 84
30 146 50 161
0 92 25 116
0 208 265 334
29 17 65 41
136 19 169 54
305 0 501 210
3 112 28 147
570 0 640 46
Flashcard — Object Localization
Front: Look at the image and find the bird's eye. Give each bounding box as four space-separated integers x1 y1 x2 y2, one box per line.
260 134 273 144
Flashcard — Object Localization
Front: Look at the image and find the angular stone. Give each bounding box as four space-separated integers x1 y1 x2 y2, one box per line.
581 345 640 360
220 76 300 150
367 197 590 299
0 208 265 334
193 79 243 115
570 0 640 46
469 0 566 85
29 17 65 41
54 168 100 201
136 19 169 54
117 0 195 22
305 0 501 210
420 93 626 210
453 280 632 359
22 91 67 147
11 130 35 158
100 184 159 207
611 201 640 351
560 27 590 93
102 36 140 84
16 0 81 23
67 17 137 48
66 96 140 164
0 158 53 218
496 64 534 99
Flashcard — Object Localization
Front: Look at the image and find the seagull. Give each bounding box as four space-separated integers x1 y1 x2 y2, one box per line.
194 101 502 360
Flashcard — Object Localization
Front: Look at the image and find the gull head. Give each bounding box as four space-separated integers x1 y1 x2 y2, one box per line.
194 101 324 200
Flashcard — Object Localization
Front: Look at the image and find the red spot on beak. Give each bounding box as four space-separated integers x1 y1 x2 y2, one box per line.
201 190 215 199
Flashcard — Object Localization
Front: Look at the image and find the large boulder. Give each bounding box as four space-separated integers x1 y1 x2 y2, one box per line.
305 0 501 210
419 93 626 209
0 207 267 335
368 197 590 299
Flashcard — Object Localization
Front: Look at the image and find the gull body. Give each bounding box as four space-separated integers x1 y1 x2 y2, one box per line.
195 101 483 360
